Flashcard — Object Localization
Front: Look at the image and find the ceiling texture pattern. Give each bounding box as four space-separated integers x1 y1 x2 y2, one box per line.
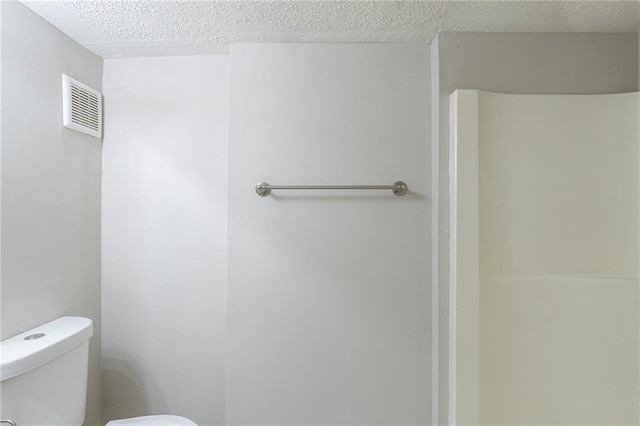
21 1 640 58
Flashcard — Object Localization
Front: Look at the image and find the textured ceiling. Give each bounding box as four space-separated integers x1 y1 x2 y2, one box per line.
21 1 640 58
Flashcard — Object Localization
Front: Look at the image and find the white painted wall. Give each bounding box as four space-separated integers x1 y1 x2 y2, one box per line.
1 2 103 424
227 43 431 425
101 55 229 425
432 32 640 424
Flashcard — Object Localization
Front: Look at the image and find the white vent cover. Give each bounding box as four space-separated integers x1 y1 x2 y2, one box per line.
62 74 102 138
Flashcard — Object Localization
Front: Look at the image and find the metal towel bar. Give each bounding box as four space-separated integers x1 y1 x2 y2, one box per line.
255 181 408 197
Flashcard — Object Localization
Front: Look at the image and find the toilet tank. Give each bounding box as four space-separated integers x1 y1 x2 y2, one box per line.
0 317 93 426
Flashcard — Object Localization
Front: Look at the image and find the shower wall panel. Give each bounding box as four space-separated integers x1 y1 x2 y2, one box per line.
451 90 640 425
435 34 640 424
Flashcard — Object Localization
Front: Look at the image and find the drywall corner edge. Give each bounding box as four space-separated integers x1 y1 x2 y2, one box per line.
430 32 440 426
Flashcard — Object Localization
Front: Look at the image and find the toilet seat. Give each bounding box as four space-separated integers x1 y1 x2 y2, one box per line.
105 415 197 425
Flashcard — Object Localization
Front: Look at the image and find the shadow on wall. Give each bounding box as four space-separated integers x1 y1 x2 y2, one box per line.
263 191 430 202
101 350 169 423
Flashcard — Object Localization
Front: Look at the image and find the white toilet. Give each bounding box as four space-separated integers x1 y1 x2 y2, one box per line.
106 415 196 425
0 317 197 426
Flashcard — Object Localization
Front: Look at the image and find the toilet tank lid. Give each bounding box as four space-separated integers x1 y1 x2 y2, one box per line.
0 316 93 381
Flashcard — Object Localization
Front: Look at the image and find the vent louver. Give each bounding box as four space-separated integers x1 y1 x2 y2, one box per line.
62 74 102 139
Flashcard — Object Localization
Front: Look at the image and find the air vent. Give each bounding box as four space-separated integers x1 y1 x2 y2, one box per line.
62 74 102 138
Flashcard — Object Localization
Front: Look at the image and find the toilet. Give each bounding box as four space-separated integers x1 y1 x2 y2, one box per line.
0 316 197 426
107 415 196 425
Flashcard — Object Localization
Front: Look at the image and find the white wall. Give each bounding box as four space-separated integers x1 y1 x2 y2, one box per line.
227 43 431 425
0 2 103 424
101 55 229 425
432 32 640 424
